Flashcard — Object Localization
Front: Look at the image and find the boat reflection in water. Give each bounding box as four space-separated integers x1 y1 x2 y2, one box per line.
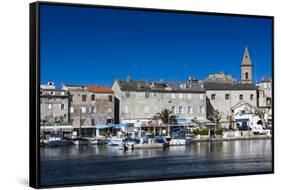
46 137 73 147
72 137 89 146
40 139 272 186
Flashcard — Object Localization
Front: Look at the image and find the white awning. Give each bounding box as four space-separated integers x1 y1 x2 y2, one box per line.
41 125 74 132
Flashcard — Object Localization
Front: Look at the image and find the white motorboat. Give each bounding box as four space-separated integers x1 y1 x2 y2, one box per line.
91 138 106 145
47 137 73 147
169 137 186 146
108 132 125 146
108 138 123 146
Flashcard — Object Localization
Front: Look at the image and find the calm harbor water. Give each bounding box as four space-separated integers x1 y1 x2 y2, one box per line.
40 139 272 186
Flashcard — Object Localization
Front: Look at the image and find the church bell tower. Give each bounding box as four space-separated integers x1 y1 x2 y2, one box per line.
241 46 253 84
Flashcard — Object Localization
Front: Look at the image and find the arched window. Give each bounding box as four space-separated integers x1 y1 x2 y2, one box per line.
245 72 249 80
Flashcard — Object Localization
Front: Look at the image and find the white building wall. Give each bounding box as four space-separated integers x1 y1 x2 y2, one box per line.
112 81 206 124
206 89 257 127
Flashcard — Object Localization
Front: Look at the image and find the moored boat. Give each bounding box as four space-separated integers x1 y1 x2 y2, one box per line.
108 132 125 146
169 137 186 146
73 137 89 146
91 138 106 145
47 137 73 147
169 136 194 146
108 138 123 146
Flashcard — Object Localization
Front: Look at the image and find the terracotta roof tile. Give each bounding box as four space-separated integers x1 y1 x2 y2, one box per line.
86 86 113 93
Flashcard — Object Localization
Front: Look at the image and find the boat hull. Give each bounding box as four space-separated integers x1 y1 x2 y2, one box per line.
91 139 106 145
73 139 89 146
47 139 73 147
169 139 186 146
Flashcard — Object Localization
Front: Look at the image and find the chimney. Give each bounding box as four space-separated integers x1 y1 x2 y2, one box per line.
127 76 132 82
137 82 141 89
188 76 192 83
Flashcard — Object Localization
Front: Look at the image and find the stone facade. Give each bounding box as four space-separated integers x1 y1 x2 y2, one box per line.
204 72 237 83
202 46 259 128
204 86 257 128
257 78 272 107
40 85 69 125
241 46 253 84
61 84 114 128
112 79 206 125
257 78 272 124
40 47 271 133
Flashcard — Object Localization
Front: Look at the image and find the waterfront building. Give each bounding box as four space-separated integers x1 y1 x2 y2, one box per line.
202 47 258 129
40 82 70 125
231 101 257 129
61 84 114 136
204 72 238 83
257 78 272 106
40 82 72 138
257 78 272 126
112 77 207 132
203 82 257 128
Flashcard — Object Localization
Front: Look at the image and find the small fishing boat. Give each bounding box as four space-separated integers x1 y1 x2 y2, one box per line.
123 137 140 145
169 136 194 146
108 132 125 146
169 137 186 146
118 138 141 151
47 137 73 147
91 138 106 145
108 138 123 146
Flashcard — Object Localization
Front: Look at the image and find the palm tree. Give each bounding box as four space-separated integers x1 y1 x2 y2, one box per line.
152 109 176 135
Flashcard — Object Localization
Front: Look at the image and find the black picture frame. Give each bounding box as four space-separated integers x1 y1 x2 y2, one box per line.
30 1 274 188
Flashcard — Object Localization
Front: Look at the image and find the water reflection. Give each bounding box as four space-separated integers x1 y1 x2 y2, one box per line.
41 139 272 161
40 139 272 186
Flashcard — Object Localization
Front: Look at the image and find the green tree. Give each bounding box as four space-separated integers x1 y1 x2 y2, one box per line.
152 109 176 135
208 109 221 127
208 109 222 136
255 108 268 128
191 117 200 127
153 109 176 124
227 115 234 130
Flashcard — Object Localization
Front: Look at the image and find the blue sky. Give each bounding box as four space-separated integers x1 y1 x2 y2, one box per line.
40 4 272 87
